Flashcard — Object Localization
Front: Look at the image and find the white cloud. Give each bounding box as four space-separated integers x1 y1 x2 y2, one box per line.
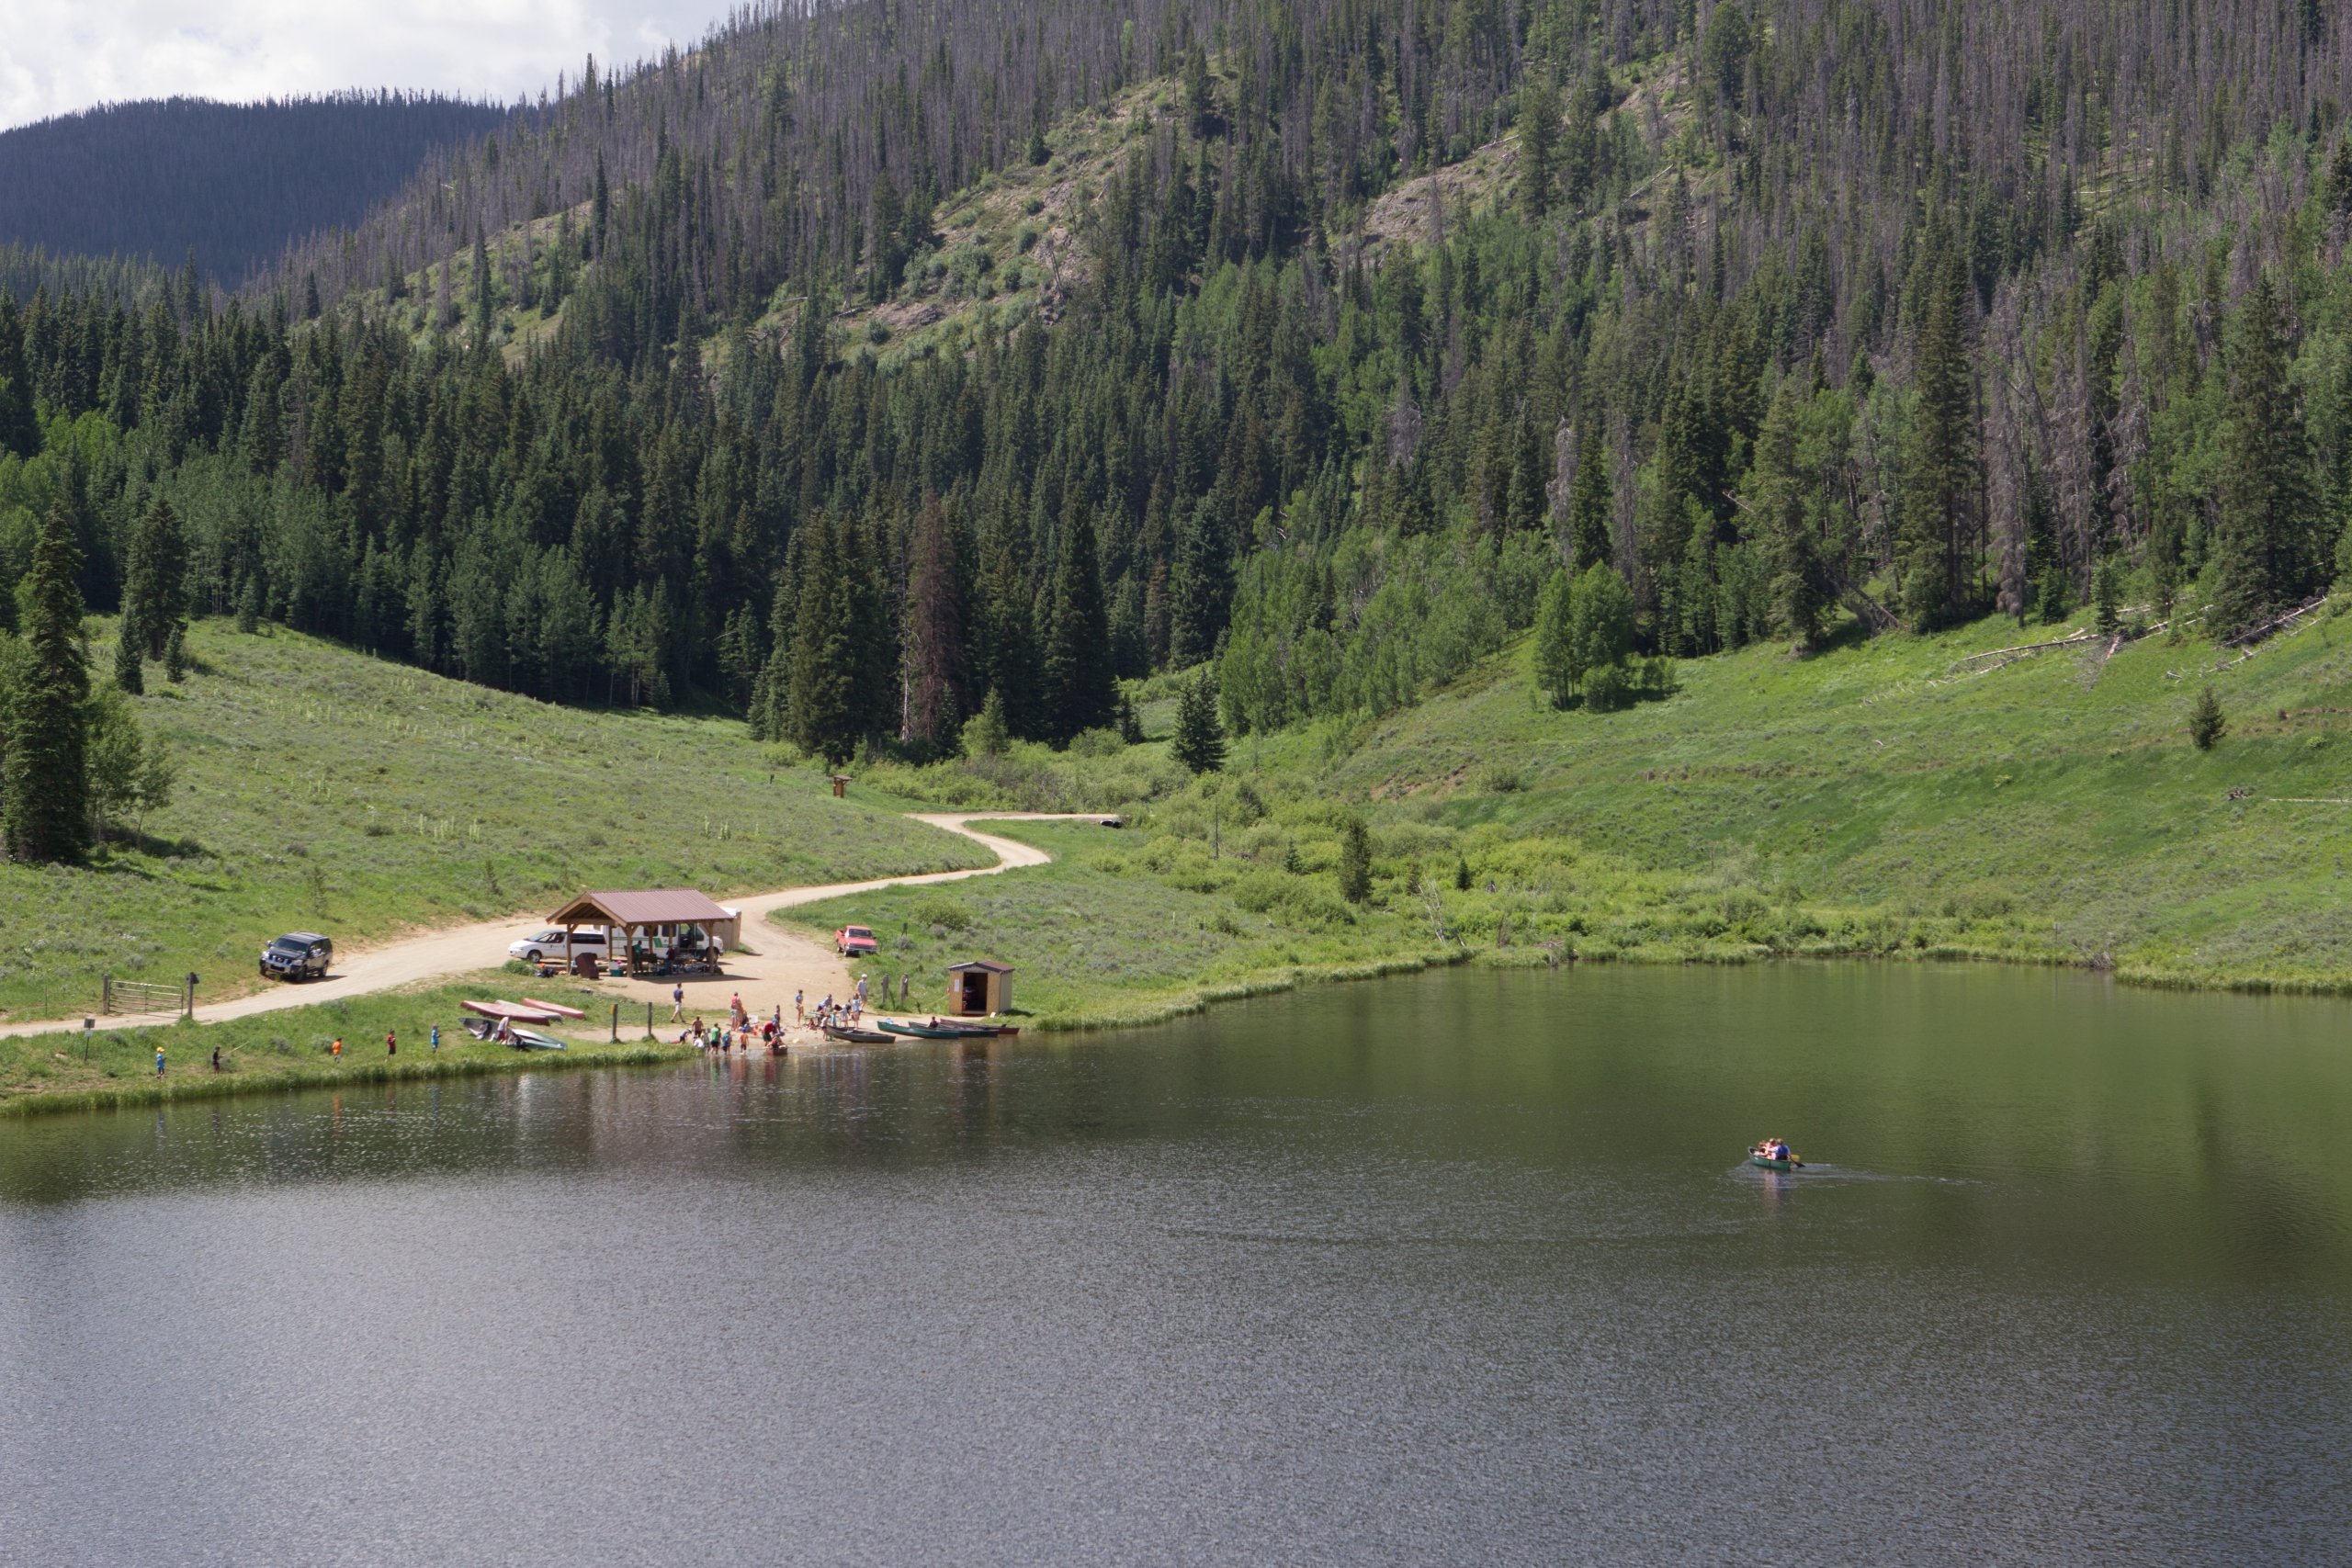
0 0 724 130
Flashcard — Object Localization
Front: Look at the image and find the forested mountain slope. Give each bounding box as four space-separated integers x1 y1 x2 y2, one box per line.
0 94 513 286
6 0 2352 784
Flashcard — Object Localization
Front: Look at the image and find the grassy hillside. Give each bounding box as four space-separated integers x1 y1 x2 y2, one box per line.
782 602 2352 1029
0 621 989 1024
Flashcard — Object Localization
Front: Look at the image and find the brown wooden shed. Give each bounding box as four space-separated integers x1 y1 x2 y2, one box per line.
548 889 741 976
945 959 1013 1016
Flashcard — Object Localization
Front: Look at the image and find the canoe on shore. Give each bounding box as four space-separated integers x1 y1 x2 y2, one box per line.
822 1025 896 1044
462 999 561 1023
510 1028 568 1052
520 998 589 1020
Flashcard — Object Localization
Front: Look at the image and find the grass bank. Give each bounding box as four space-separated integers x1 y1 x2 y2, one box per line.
0 975 695 1116
785 602 2352 1025
0 620 989 1025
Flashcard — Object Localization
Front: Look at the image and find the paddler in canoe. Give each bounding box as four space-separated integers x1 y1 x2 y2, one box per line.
1748 1138 1802 1169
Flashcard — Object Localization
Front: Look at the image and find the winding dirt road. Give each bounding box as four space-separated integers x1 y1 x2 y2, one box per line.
0 813 1097 1042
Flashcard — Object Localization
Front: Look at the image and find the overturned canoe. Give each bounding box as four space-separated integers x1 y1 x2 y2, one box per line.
461 999 561 1024
520 998 589 1020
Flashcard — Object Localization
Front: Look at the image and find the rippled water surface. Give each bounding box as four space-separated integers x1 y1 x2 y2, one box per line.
4 964 2349 1565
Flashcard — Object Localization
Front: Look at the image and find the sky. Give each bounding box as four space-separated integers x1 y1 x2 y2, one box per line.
0 0 726 130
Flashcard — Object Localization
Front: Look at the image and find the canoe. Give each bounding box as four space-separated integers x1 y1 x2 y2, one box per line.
509 1028 568 1052
822 1025 895 1044
1747 1148 1802 1170
878 1021 973 1039
462 999 560 1023
520 998 589 1020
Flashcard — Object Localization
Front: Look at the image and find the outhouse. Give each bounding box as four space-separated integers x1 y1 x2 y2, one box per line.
945 959 1013 1016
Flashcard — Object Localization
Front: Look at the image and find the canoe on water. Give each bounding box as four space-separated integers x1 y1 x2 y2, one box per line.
822 1025 896 1044
1748 1146 1804 1170
878 1020 973 1039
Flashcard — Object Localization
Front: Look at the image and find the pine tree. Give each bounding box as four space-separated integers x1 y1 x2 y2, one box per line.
2094 557 2123 637
121 495 189 660
1534 567 1577 707
1901 250 1979 628
1042 511 1115 743
1748 382 1834 647
1566 424 1614 571
1702 2 1754 103
5 500 91 863
901 495 969 754
470 229 495 351
164 623 188 682
1335 815 1373 904
962 685 1011 756
1517 73 1561 220
1171 672 1227 774
0 293 38 458
1170 498 1232 667
112 626 143 695
2189 684 2226 750
2214 274 2322 635
786 517 858 768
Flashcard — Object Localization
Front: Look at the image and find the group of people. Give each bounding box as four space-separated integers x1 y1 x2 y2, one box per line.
683 1013 787 1055
1754 1137 1794 1163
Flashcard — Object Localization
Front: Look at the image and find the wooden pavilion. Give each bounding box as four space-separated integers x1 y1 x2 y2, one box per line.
548 889 741 977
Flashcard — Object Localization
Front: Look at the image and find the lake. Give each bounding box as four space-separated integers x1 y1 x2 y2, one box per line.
3 963 2347 1564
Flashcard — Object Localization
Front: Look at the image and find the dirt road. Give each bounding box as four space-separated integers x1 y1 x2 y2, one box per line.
0 813 1095 1042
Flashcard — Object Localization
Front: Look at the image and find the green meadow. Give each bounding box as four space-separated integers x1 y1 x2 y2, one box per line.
788 599 2352 1028
0 621 988 1025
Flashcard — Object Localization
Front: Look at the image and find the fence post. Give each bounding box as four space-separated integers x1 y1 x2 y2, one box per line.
645 1001 653 1040
611 1003 619 1043
183 972 197 1021
101 974 111 1016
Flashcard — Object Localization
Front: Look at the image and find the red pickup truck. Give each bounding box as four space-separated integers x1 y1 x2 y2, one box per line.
835 924 879 956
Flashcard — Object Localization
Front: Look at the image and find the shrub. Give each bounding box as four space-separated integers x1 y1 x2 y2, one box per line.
909 896 972 932
1581 661 1633 712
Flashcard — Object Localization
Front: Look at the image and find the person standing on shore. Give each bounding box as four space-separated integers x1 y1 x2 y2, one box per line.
210 1045 220 1072
386 1029 397 1057
795 989 804 1023
671 982 686 1022
331 1036 343 1059
430 1024 441 1053
154 1043 165 1077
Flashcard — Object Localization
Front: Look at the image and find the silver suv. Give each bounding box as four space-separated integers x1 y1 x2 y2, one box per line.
260 932 332 981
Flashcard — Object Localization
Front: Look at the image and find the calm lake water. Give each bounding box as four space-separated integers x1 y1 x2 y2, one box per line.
3 964 2348 1565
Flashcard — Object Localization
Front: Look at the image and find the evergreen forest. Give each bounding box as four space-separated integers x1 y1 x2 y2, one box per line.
7 0 2352 854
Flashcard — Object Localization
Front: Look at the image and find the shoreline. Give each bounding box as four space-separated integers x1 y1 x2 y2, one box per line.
13 938 2341 1122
